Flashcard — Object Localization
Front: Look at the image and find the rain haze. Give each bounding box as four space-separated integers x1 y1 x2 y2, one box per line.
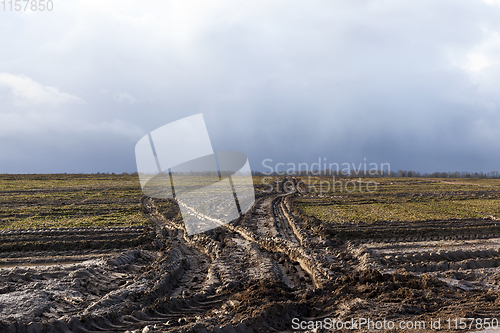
1 0 500 174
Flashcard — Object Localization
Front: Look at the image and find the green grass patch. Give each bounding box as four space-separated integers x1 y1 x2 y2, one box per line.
0 174 149 230
295 177 500 224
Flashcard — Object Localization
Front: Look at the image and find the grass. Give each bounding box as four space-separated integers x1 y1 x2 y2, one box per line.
0 174 276 230
295 177 500 224
253 176 278 195
6 173 489 230
0 174 149 230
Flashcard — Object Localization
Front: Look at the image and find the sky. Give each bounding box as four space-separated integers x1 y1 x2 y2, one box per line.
1 0 500 174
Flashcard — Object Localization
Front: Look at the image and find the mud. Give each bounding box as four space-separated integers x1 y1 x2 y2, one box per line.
0 177 499 332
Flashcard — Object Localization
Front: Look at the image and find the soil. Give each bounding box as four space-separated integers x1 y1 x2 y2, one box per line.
0 177 499 332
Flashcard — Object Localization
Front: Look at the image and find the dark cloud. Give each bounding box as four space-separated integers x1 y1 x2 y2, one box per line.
1 0 500 174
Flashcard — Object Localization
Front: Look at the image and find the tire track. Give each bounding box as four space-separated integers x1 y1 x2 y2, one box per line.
273 197 299 243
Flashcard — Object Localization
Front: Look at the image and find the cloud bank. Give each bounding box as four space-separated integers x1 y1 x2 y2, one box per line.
0 73 82 107
1 0 500 173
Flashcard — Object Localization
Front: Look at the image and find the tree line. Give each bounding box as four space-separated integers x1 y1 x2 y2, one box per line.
252 170 500 179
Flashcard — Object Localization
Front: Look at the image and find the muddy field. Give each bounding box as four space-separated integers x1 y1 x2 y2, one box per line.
0 176 500 332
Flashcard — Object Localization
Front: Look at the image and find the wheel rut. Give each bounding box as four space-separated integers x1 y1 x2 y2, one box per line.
3 177 500 332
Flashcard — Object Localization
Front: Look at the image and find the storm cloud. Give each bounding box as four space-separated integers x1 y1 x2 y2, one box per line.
1 0 500 173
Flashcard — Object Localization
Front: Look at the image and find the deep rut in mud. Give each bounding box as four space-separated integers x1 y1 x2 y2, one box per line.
1 177 500 332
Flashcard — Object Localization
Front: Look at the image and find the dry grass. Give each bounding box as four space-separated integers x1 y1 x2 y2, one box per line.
0 174 149 229
295 177 500 224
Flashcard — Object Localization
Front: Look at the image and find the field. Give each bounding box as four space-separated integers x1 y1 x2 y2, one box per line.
0 174 499 332
0 174 275 230
0 174 149 230
296 177 500 224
